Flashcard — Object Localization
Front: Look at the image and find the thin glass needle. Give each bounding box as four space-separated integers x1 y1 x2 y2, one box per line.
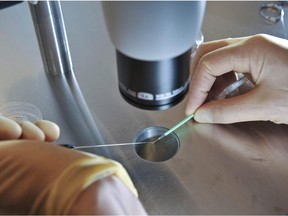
153 113 194 143
60 114 194 150
73 142 148 149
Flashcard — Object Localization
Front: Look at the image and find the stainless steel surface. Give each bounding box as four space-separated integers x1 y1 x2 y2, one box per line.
1 1 288 214
29 0 73 75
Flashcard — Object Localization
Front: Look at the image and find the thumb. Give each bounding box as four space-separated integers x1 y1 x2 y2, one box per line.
194 90 267 124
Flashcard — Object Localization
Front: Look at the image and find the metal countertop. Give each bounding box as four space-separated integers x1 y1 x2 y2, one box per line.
1 1 288 214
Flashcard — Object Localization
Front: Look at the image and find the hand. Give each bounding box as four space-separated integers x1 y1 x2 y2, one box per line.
0 140 146 215
0 117 146 214
185 34 288 124
0 116 60 141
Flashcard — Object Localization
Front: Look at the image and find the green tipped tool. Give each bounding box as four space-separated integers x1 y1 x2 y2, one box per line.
60 114 194 150
153 113 194 143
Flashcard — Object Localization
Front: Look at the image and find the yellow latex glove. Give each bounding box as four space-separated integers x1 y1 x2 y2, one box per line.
0 116 146 215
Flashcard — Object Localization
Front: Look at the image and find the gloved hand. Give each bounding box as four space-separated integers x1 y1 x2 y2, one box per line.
0 117 146 215
186 34 288 124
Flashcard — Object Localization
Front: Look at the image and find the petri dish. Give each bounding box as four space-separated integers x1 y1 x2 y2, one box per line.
259 3 284 23
0 101 43 122
133 126 180 162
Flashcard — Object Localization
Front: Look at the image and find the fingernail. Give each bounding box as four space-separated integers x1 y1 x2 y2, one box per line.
185 105 195 116
185 99 195 116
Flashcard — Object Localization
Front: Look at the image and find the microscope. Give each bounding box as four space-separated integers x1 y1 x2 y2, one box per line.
102 2 205 110
29 1 206 110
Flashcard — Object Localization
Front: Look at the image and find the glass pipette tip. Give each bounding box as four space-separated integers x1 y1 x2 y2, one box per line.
60 114 194 150
153 113 194 143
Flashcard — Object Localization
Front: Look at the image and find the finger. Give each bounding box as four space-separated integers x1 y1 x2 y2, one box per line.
186 38 255 115
19 121 45 141
191 40 229 77
35 120 60 142
190 37 247 78
193 88 270 124
0 116 22 140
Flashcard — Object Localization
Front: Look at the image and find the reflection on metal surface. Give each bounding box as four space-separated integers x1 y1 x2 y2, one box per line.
133 126 180 162
46 71 109 157
29 0 108 155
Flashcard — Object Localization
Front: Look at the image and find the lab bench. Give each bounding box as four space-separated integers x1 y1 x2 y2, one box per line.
0 1 288 214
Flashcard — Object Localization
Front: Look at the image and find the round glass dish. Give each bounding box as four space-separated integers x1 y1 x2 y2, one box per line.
0 101 43 122
259 3 284 23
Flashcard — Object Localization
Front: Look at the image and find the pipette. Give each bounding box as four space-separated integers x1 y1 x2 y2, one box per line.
152 113 194 144
152 74 249 140
60 142 148 149
60 113 194 150
60 74 251 151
